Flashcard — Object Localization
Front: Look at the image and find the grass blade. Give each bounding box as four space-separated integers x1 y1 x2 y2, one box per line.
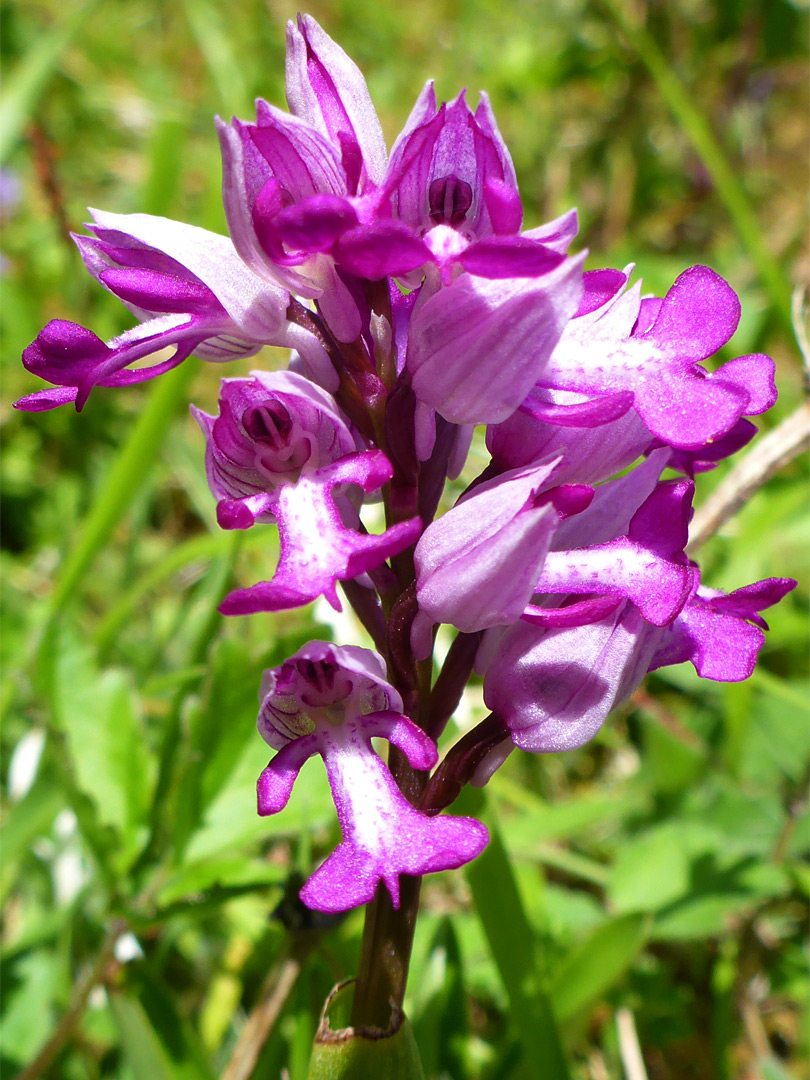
550 913 648 1022
458 788 571 1080
182 0 252 116
601 0 794 332
0 0 101 164
48 363 196 617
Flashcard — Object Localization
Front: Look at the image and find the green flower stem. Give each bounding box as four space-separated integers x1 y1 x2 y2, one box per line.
350 863 422 1029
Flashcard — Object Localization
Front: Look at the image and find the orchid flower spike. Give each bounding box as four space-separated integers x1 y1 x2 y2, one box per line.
16 13 798 926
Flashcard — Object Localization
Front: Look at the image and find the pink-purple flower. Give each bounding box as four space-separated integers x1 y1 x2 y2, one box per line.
479 454 795 756
256 643 488 911
193 372 421 613
17 212 310 412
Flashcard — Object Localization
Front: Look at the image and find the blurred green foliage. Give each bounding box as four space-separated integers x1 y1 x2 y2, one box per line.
1 0 807 1077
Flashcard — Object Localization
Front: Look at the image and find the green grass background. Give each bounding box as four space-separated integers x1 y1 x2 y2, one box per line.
1 1 807 1077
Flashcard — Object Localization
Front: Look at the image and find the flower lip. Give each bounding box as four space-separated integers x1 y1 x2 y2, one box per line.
255 640 488 911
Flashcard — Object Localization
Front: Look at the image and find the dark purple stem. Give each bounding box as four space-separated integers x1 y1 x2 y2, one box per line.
425 631 482 741
417 415 461 526
420 713 509 815
384 379 420 523
386 584 419 712
350 874 422 1029
286 298 379 442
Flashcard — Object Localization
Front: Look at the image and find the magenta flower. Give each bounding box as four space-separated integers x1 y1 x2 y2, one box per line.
218 18 586 422
193 373 421 613
256 643 488 911
414 457 591 638
482 606 657 755
387 89 586 425
405 250 585 425
528 265 777 450
483 265 776 492
482 572 796 756
216 15 396 343
648 576 797 681
414 451 695 640
480 455 796 754
15 211 325 413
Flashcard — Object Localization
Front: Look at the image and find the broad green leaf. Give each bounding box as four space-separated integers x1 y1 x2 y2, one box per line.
748 669 809 714
0 951 59 1066
608 822 692 914
680 780 783 859
543 885 605 938
741 692 809 785
638 713 706 795
653 895 747 941
549 914 648 1022
51 627 153 858
654 859 790 940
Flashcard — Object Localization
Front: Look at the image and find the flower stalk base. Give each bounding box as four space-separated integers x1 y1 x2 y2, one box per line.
308 982 426 1080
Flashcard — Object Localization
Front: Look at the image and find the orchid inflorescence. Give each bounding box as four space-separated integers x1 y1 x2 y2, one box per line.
18 15 795 917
